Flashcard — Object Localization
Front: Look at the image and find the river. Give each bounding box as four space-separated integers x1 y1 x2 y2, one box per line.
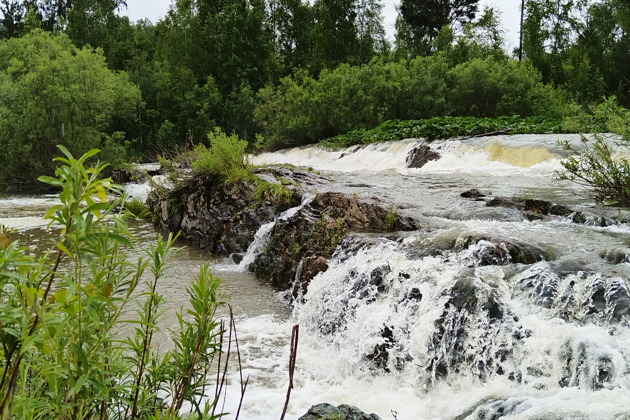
2 134 630 419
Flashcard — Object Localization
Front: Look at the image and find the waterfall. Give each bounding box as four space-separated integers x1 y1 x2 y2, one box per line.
237 194 315 272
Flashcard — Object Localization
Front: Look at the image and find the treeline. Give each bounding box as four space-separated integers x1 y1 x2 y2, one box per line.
1 0 630 185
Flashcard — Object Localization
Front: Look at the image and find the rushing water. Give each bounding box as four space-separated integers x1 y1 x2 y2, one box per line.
3 134 630 419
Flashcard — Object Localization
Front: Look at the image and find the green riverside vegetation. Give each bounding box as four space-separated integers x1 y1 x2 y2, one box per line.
1 0 630 189
0 147 242 419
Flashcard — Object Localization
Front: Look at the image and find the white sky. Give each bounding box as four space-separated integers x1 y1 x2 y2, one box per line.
122 0 522 50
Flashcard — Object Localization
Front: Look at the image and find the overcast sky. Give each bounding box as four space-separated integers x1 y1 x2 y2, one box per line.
122 0 522 50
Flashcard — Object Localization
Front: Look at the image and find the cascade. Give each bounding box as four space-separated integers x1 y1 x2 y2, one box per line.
4 134 630 419
237 194 315 271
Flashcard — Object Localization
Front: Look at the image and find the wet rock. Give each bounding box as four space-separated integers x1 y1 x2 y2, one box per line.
366 326 395 372
454 397 530 420
299 403 381 420
456 235 551 266
296 256 329 295
253 193 418 292
600 247 630 264
560 338 619 391
406 144 440 168
427 277 516 382
512 264 559 308
485 197 524 209
461 189 486 199
606 279 630 319
407 287 422 301
311 192 417 232
150 172 301 257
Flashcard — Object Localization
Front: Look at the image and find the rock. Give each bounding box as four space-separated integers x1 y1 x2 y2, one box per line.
460 189 486 199
406 145 440 168
600 247 630 264
150 172 302 257
299 403 381 420
427 276 516 381
311 192 417 232
456 235 552 266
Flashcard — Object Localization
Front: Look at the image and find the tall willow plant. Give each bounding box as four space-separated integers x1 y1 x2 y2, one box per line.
0 146 241 419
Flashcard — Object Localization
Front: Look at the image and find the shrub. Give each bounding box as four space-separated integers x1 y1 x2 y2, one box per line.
191 129 251 183
556 134 630 205
0 146 243 418
0 30 141 187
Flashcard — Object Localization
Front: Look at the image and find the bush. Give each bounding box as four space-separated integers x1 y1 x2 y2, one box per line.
556 134 630 205
190 129 251 183
0 146 244 418
0 30 141 187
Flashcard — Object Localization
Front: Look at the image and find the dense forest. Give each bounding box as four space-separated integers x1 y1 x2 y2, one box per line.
1 0 630 186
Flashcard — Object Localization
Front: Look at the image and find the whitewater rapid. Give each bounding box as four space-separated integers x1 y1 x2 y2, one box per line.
3 134 630 419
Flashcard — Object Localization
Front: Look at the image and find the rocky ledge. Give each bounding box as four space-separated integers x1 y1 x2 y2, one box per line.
149 168 418 293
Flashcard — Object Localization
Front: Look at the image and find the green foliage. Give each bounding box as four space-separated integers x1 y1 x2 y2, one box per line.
255 56 571 150
0 147 239 419
253 180 294 205
0 30 141 187
123 198 154 220
385 205 398 231
563 96 630 139
321 116 570 148
556 134 630 205
190 129 251 183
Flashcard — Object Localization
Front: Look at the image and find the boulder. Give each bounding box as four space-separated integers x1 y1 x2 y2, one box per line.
456 235 552 266
252 192 418 292
299 403 381 420
406 145 440 168
150 172 302 257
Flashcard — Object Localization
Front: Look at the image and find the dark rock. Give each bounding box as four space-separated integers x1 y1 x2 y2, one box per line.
524 199 552 215
231 253 243 264
295 256 329 296
299 403 381 420
427 277 515 382
150 172 302 257
252 192 419 292
600 247 630 264
406 145 440 168
486 197 524 209
111 168 148 184
366 326 395 372
407 287 422 301
461 189 486 199
456 235 551 266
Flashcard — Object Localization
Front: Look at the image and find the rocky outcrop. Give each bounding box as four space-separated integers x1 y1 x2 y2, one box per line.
150 172 302 256
251 192 418 292
151 170 419 293
299 403 381 420
406 144 440 168
455 234 552 266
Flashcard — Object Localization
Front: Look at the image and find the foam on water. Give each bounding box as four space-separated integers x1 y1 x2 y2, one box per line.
252 135 575 178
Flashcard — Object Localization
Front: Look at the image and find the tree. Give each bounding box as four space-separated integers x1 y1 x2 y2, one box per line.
0 0 24 38
522 0 585 83
396 0 480 56
0 30 141 185
268 0 313 76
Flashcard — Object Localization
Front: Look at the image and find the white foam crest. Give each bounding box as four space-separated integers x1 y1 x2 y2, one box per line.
252 140 419 173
